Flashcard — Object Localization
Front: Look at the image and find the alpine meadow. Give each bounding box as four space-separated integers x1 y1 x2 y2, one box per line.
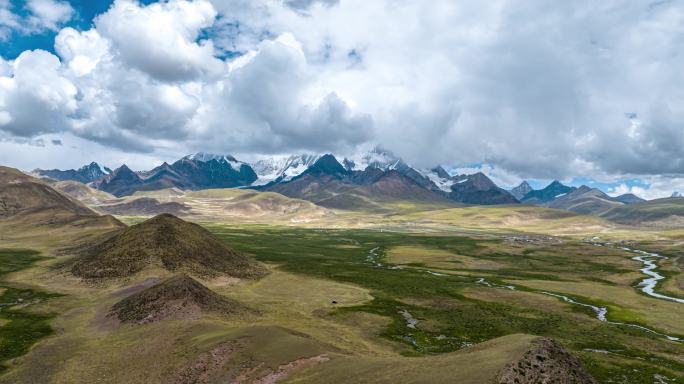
0 1 683 383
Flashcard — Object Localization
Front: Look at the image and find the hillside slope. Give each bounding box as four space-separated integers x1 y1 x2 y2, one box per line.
109 274 245 324
71 214 266 279
600 197 684 226
0 166 123 237
545 185 623 215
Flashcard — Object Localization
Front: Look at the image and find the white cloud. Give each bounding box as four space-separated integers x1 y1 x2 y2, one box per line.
0 0 73 40
95 0 222 81
26 0 74 31
450 164 523 189
0 1 21 40
55 27 111 76
0 0 683 193
0 50 77 137
608 177 684 200
190 33 371 153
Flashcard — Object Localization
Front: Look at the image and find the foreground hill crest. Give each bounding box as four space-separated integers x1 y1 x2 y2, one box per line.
71 213 266 279
109 274 244 324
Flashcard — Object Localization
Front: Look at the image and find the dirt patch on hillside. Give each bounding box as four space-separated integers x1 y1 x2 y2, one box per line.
171 342 236 384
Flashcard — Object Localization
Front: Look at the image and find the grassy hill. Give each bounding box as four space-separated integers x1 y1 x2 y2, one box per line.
109 274 246 324
0 166 123 246
71 214 266 279
600 197 684 226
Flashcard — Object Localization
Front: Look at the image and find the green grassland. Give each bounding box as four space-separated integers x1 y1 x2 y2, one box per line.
206 225 684 383
0 250 60 374
1 202 683 383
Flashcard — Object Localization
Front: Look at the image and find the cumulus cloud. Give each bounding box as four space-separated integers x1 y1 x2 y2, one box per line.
191 33 371 153
26 0 74 31
0 0 73 39
608 177 684 200
95 0 222 81
0 50 77 136
0 0 369 156
0 0 683 191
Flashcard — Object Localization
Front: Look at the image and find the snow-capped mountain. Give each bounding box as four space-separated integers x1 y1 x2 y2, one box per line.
250 154 322 186
421 166 463 193
341 145 404 172
36 147 520 205
183 152 247 172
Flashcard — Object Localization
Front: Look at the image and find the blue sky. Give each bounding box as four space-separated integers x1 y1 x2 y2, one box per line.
0 1 164 58
2 0 110 57
1 0 683 199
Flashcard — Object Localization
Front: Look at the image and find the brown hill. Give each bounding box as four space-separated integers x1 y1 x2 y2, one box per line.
0 166 123 234
1 166 93 217
71 214 266 279
109 274 244 324
494 338 596 384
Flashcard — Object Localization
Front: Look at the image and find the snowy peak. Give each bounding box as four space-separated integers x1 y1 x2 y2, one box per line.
250 154 323 186
342 145 404 172
185 152 226 162
182 153 246 172
423 167 456 192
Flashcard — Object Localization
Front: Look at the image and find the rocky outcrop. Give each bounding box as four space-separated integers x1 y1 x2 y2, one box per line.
494 338 596 384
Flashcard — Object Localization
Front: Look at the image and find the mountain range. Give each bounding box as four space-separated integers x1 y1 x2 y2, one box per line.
31 146 653 213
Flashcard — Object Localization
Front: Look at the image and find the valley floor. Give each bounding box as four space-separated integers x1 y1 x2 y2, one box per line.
0 210 683 383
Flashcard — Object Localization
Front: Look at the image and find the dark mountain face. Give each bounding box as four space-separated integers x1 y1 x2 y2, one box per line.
92 165 144 197
521 180 576 204
170 156 257 189
138 162 189 191
89 154 258 197
34 162 108 183
432 166 451 180
510 181 533 200
448 172 519 205
302 154 348 177
395 164 440 192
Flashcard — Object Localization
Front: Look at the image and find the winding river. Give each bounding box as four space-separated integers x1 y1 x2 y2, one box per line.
624 248 684 304
365 245 683 343
590 239 684 304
